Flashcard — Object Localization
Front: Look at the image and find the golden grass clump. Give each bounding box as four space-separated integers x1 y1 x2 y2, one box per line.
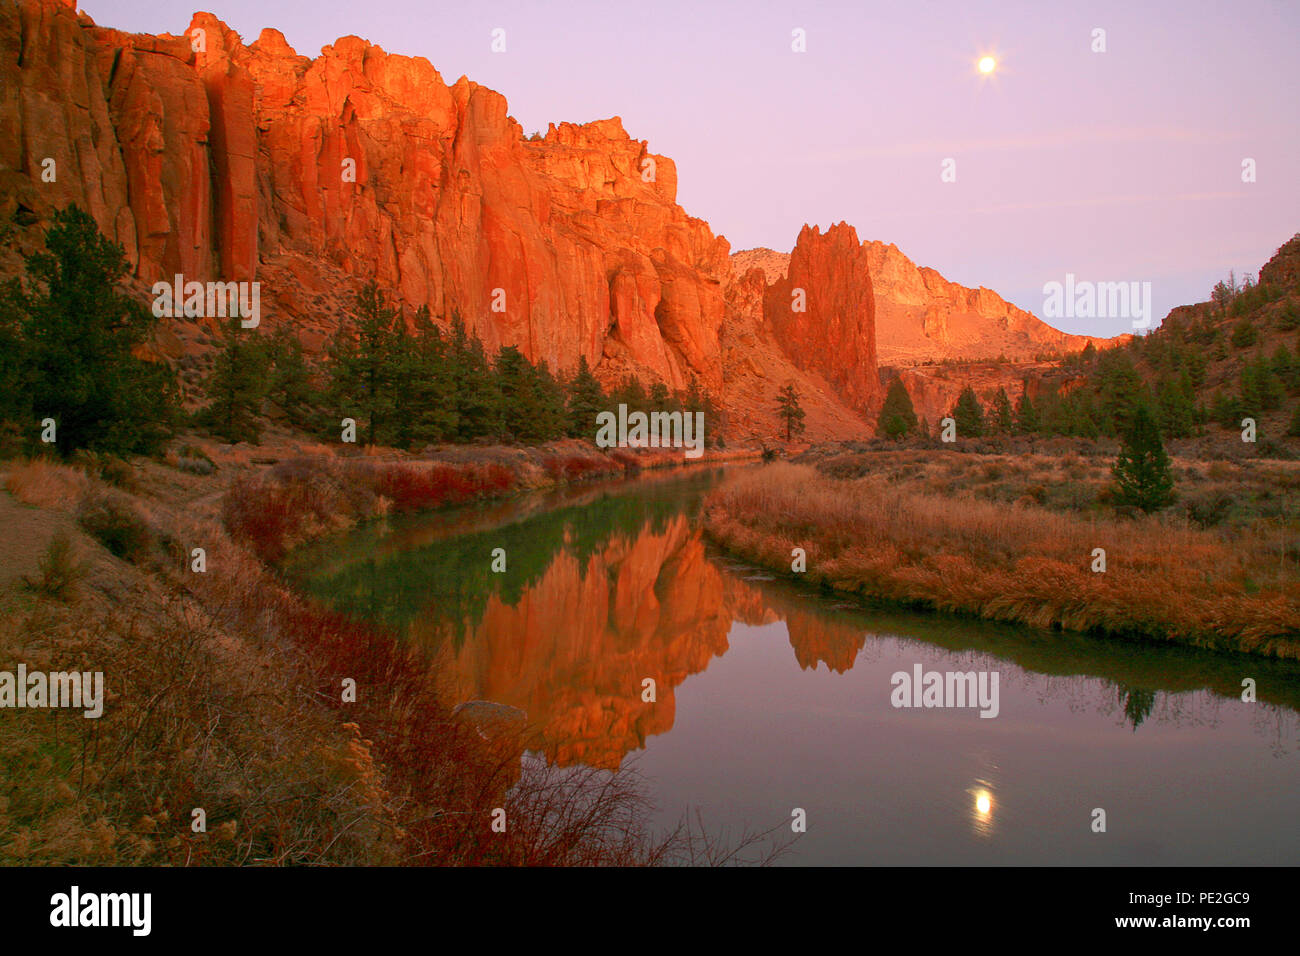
3 459 89 510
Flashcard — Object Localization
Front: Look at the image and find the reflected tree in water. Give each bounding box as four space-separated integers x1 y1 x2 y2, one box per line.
1119 685 1158 730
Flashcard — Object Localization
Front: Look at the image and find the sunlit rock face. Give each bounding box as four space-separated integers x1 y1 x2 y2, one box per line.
733 241 1121 368
763 223 882 415
0 0 895 436
862 239 1118 365
0 0 727 394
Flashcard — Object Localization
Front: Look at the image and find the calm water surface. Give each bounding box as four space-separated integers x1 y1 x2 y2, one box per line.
286 467 1300 865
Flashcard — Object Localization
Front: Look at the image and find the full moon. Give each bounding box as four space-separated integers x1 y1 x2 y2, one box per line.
978 56 997 74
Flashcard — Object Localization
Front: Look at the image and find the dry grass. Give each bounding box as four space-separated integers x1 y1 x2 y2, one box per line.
705 462 1300 657
808 446 1300 526
3 459 89 510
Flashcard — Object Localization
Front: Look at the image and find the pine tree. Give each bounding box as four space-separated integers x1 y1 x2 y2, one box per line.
197 317 271 443
530 360 569 440
1014 390 1040 433
1239 357 1283 415
1112 403 1175 512
0 205 178 455
387 317 418 449
776 383 806 440
612 375 648 413
683 376 705 416
648 382 671 411
265 325 314 429
1230 319 1257 349
1096 352 1146 435
1270 343 1298 392
566 355 605 439
876 378 917 439
447 311 501 441
328 281 399 446
1155 374 1195 438
494 345 540 441
405 306 457 444
950 386 984 437
1185 347 1208 388
992 387 1014 434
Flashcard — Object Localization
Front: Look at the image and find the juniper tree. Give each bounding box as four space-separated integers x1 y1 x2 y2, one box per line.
196 316 271 443
876 378 917 439
0 205 178 455
328 281 400 446
566 355 605 439
950 386 984 437
776 383 806 440
1112 403 1175 512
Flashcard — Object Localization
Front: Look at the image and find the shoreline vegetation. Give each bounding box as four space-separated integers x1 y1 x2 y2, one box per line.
703 454 1300 660
0 437 776 866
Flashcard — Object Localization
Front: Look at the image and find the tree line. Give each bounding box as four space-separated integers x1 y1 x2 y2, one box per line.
0 206 724 457
201 279 723 448
877 334 1300 444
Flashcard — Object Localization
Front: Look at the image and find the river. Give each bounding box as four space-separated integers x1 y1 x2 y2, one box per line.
285 465 1300 865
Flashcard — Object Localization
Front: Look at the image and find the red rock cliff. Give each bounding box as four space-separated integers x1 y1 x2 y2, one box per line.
762 223 881 414
0 0 729 395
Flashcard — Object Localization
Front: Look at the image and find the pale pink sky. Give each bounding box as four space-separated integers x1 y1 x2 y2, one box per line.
88 0 1300 336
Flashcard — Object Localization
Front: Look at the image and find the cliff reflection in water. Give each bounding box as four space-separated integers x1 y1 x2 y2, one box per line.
291 469 1300 771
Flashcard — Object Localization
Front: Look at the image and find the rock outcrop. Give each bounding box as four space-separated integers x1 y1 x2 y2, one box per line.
733 239 1119 367
1260 233 1300 289
763 223 880 414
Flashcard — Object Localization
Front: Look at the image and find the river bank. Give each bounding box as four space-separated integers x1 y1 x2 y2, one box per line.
702 458 1300 659
0 434 753 865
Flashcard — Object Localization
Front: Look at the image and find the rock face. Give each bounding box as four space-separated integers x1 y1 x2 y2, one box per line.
733 240 1119 367
0 0 728 395
0 0 1125 440
763 223 880 414
1260 233 1300 289
722 262 871 441
863 240 1119 364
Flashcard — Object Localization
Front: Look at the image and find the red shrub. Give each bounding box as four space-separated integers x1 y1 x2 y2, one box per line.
373 462 518 512
222 474 312 563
